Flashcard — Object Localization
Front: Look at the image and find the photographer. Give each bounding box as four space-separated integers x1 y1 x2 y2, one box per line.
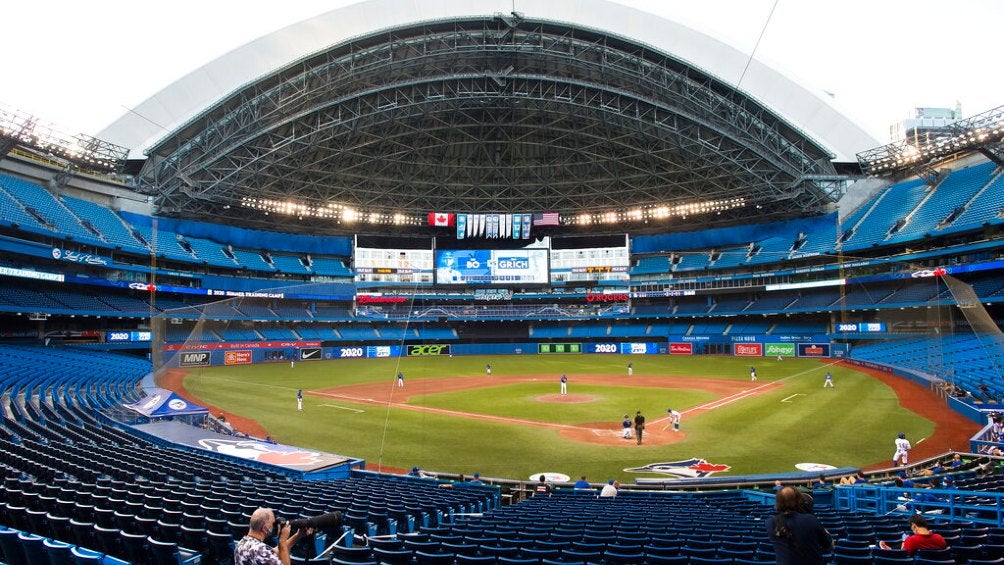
767 486 832 565
235 508 313 565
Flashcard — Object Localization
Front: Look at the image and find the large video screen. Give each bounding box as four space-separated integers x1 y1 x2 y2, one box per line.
435 249 549 285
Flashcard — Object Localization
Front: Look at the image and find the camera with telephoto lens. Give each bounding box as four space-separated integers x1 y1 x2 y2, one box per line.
274 511 343 537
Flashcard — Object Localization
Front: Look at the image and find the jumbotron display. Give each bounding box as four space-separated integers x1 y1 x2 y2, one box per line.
434 248 549 285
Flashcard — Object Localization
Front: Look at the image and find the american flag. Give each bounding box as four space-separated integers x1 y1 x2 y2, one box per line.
532 212 560 226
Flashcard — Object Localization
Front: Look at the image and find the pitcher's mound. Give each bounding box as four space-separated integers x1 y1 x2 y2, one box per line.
536 393 595 403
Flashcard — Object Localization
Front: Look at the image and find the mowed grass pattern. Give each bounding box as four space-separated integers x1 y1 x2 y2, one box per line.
181 355 933 482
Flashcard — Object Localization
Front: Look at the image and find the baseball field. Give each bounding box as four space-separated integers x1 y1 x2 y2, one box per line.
174 354 978 482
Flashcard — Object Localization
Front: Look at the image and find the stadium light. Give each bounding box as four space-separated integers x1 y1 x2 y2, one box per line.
0 103 128 173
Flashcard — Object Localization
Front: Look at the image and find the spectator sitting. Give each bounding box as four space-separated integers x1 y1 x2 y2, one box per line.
573 476 590 489
853 471 868 484
533 475 551 496
600 480 619 497
811 475 830 489
982 445 1004 457
977 455 1000 476
407 466 426 478
878 515 948 555
950 453 965 469
896 471 915 489
469 472 483 485
930 460 946 474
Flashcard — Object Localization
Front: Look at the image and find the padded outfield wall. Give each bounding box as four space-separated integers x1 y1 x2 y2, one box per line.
160 338 849 369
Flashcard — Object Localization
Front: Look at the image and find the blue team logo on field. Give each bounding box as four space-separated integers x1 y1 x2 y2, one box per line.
625 458 731 478
198 438 325 467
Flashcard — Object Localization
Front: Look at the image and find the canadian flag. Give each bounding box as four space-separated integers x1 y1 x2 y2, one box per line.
427 212 455 226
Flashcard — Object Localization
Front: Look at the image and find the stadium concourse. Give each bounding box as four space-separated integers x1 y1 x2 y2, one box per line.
2 0 1004 563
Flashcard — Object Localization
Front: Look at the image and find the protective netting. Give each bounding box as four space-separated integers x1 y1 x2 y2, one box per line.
935 274 1004 392
150 281 405 385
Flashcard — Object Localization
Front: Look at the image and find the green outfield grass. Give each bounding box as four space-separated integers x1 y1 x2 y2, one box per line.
180 354 933 482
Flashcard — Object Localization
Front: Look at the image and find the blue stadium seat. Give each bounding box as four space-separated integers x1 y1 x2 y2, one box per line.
41 537 75 565
69 545 104 564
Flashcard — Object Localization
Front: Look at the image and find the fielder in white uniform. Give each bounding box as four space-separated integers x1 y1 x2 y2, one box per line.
893 432 911 466
666 408 681 432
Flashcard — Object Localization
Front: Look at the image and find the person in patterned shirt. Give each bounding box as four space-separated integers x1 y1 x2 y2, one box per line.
234 507 312 565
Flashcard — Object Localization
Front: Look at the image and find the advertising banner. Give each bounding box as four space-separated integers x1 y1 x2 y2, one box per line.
733 343 764 357
538 343 582 354
584 343 620 354
669 343 693 355
223 350 252 365
765 343 796 357
178 351 211 367
299 348 322 361
620 342 658 354
406 344 452 356
798 343 831 357
163 340 321 352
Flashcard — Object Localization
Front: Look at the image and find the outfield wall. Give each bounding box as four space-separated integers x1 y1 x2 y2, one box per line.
162 338 846 368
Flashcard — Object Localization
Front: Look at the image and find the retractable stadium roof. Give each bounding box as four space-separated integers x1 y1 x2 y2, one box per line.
112 0 878 235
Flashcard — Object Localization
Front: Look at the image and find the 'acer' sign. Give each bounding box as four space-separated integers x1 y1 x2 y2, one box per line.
406 344 452 356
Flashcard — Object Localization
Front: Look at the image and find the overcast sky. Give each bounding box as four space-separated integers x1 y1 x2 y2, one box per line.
3 0 1001 145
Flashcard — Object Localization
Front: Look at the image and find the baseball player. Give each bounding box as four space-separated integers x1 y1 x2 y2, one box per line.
893 432 912 466
621 414 633 439
627 362 633 376
666 408 681 432
823 372 834 387
485 363 491 376
560 374 568 395
750 366 758 381
397 371 405 388
296 389 303 411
